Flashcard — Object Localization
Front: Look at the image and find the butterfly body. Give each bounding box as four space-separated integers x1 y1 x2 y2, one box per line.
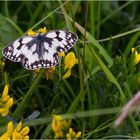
2 30 78 70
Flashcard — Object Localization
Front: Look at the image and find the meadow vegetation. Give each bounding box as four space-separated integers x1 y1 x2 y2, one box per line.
0 1 140 139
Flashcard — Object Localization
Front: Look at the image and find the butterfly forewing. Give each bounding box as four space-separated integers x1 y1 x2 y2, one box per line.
44 30 78 52
2 36 35 62
2 30 78 70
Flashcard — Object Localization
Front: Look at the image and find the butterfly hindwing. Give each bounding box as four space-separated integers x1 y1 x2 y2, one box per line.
2 30 78 70
41 41 59 68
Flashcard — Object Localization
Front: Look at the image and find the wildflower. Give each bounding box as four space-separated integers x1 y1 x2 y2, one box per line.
63 52 78 79
52 115 71 139
58 51 65 57
131 48 140 65
63 69 72 79
0 121 30 140
0 85 13 116
64 52 78 69
37 27 47 35
66 128 81 139
52 115 62 132
62 119 71 130
52 115 63 138
27 27 47 36
27 29 37 36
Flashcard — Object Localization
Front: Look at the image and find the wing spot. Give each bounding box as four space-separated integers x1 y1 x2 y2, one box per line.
22 37 33 44
46 32 57 38
68 34 71 38
61 40 67 45
33 65 37 68
59 31 66 38
13 41 20 48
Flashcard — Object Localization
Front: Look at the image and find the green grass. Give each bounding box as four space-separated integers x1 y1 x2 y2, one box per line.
0 1 140 139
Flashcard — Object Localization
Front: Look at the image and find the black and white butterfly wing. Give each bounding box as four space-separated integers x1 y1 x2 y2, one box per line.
2 30 78 70
2 36 35 62
2 36 42 70
44 30 78 52
41 30 78 68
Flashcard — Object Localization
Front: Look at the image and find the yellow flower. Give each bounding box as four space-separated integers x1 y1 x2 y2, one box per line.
51 115 71 139
15 121 22 132
2 84 9 96
0 121 30 140
58 51 65 57
0 121 13 140
37 27 47 35
7 121 14 133
52 115 62 132
62 52 78 79
51 115 81 139
27 29 37 36
66 128 81 140
75 131 81 139
62 69 72 79
27 27 47 36
13 131 22 139
64 52 78 69
0 133 11 140
0 85 13 116
131 48 140 65
135 54 140 64
54 130 64 139
62 120 71 129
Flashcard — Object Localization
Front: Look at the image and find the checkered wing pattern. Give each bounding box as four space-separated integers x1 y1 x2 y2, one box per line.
2 30 78 70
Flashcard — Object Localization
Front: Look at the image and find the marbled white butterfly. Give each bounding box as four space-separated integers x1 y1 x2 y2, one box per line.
2 28 78 70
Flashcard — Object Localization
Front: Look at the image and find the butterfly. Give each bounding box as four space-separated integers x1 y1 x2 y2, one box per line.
2 28 78 70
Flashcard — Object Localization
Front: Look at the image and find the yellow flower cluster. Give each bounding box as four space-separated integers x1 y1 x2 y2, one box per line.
0 85 30 139
27 27 47 36
0 121 30 140
0 85 13 116
52 115 71 138
66 128 81 140
131 48 140 65
51 115 81 139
